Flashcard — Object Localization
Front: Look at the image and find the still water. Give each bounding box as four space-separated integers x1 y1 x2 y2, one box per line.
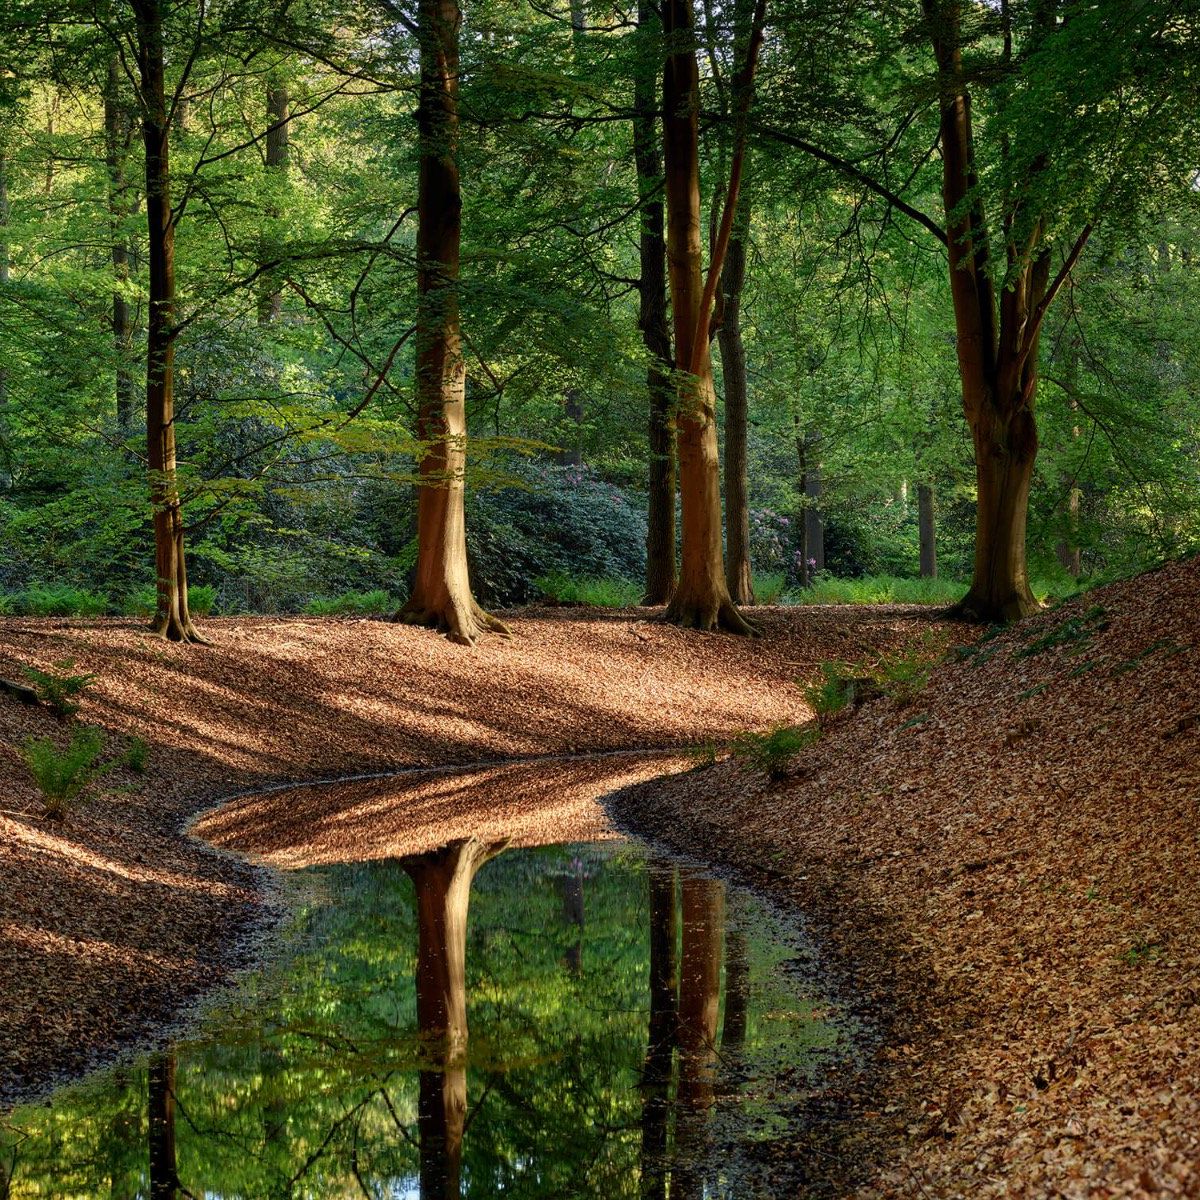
0 839 852 1198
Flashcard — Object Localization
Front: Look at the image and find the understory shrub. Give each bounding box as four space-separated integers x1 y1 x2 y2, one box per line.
23 726 111 819
11 584 109 617
22 658 97 719
754 572 787 604
535 572 643 608
731 725 820 780
124 736 149 773
789 574 966 606
305 589 397 616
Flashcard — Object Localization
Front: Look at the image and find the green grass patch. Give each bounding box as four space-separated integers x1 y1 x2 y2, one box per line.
754 572 787 604
787 575 965 606
304 589 397 616
9 585 109 617
535 572 644 608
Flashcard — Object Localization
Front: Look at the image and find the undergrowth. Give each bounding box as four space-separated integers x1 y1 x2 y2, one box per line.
304 589 397 616
22 726 112 820
22 659 97 719
731 725 820 780
536 572 644 608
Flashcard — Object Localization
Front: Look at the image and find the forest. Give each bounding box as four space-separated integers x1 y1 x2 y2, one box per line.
3 0 1200 1197
0 0 1196 639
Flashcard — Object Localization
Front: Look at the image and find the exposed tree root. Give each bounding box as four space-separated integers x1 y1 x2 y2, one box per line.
149 612 210 644
395 599 512 647
663 595 759 636
946 587 1042 625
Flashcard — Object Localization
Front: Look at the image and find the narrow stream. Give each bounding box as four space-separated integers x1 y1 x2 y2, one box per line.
0 838 856 1198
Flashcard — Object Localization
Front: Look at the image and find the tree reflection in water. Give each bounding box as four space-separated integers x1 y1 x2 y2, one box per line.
0 840 840 1199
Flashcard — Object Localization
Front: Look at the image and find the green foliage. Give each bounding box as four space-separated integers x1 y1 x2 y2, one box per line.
788 575 967 606
731 724 820 780
304 589 397 616
754 572 787 604
875 636 948 706
535 572 643 608
123 736 149 774
21 658 97 719
687 739 722 768
801 662 857 727
22 726 110 820
1015 605 1109 659
126 583 217 618
10 585 109 617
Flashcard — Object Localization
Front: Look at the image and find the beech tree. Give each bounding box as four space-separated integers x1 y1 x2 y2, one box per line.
660 0 764 632
395 0 509 645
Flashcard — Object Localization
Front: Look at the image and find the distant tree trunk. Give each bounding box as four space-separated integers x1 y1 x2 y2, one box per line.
719 185 754 605
257 80 289 326
147 1054 179 1200
635 0 676 606
795 426 824 582
396 0 508 646
133 0 204 643
1055 484 1081 577
555 388 584 467
673 874 724 1198
104 57 137 430
0 147 9 416
639 864 677 1200
918 482 937 578
661 0 760 633
403 838 506 1200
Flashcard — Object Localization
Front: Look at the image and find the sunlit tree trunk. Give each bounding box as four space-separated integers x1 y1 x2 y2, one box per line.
639 864 677 1200
719 187 753 605
403 838 506 1199
661 0 755 633
148 1054 179 1200
919 482 937 578
104 57 137 430
635 0 677 605
257 79 289 326
396 0 508 646
133 0 205 642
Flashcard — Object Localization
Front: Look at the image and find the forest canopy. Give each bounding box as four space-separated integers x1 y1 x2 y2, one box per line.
0 0 1197 635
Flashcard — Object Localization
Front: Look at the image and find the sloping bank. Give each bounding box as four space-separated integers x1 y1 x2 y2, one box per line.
0 604 927 1108
610 557 1200 1198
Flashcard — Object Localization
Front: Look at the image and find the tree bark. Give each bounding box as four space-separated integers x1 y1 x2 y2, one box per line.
719 187 753 605
105 58 137 430
403 838 506 1200
133 0 205 643
797 427 824 581
660 0 755 633
635 0 677 606
925 0 1049 622
918 482 937 578
396 0 509 645
257 80 289 326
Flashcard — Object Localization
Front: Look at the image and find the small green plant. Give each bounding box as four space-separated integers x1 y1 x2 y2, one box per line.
687 739 722 768
754 572 787 604
876 636 947 705
124 736 150 773
535 573 643 608
802 662 858 726
15 584 109 617
731 724 820 780
304 589 397 616
22 658 98 718
1118 939 1163 968
1016 605 1108 659
22 726 111 820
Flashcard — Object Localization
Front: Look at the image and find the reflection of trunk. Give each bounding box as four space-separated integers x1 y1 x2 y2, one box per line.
918 483 937 578
561 858 584 974
257 80 289 326
639 865 677 1200
396 0 507 646
673 874 724 1198
403 838 506 1200
660 0 755 633
104 57 137 429
133 0 204 643
148 1054 179 1200
107 1069 141 1199
634 0 676 605
721 926 748 1053
719 187 753 605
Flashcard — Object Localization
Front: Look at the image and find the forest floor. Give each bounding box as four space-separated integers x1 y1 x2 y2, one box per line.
0 603 924 1107
612 555 1200 1199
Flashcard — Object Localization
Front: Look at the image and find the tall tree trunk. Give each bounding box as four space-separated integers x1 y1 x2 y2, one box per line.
257 79 289 326
918 482 937 578
403 839 506 1200
798 427 824 580
719 186 753 605
147 1055 179 1200
396 0 508 646
634 0 676 606
660 0 755 633
104 57 137 430
0 147 9 417
134 0 204 643
639 865 677 1200
925 0 1049 622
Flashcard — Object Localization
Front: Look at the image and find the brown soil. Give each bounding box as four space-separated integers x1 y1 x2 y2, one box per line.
611 557 1200 1199
0 604 923 1108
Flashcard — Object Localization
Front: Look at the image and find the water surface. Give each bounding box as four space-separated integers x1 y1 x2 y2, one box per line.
0 839 851 1197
